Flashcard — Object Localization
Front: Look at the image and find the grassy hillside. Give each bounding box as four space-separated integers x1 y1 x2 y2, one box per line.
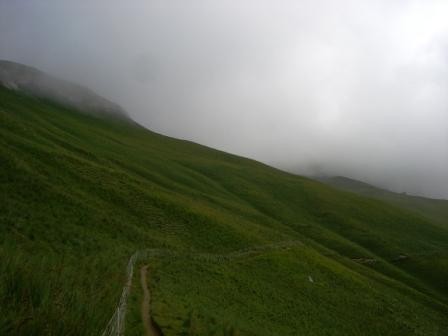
318 176 448 228
1 86 448 335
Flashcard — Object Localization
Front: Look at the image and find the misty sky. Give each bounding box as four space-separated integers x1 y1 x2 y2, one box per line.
1 0 447 198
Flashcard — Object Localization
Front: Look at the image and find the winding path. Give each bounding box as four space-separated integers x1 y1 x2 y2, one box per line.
101 240 302 336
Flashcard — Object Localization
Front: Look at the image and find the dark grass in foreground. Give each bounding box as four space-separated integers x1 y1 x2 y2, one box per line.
1 87 448 335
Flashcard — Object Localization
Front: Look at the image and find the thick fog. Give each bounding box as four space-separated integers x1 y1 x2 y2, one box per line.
1 0 447 198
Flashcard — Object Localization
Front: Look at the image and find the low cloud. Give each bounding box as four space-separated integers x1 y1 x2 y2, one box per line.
1 0 447 198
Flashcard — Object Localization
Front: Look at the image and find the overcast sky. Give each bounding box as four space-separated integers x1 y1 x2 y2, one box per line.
1 0 447 198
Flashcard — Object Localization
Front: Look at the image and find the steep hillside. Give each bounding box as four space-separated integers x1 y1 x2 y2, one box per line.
1 86 448 335
0 60 128 119
318 176 448 228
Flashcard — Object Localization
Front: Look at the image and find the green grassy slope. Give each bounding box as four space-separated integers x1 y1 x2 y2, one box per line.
317 176 448 228
1 87 448 335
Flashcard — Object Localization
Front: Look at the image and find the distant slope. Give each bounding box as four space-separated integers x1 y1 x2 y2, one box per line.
318 176 448 228
0 60 128 119
1 85 448 335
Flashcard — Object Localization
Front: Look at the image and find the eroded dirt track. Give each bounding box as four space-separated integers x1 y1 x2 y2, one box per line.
140 265 163 336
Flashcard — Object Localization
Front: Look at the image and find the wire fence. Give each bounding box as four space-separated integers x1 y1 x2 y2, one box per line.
100 249 165 336
100 240 302 336
100 251 138 336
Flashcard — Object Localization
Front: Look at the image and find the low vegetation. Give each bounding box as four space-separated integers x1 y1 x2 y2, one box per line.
1 87 447 335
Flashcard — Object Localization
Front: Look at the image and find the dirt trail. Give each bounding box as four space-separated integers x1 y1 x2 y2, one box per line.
140 265 163 336
102 240 302 336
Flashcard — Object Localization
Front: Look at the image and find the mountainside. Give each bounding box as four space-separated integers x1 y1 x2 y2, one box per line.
0 60 128 119
1 83 448 335
318 176 448 228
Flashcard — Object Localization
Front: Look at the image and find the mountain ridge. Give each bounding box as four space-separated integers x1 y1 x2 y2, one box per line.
0 60 129 120
317 175 448 228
